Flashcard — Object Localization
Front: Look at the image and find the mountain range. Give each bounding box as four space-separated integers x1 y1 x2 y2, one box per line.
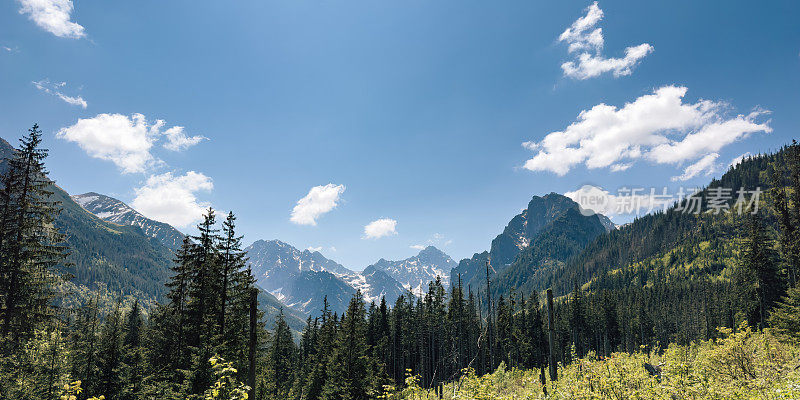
1 134 622 327
367 246 456 293
246 240 455 315
4 133 781 344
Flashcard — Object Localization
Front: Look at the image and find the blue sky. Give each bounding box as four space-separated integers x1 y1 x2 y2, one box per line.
1 0 798 269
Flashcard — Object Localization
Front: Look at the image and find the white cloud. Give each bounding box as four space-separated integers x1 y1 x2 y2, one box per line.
559 2 604 53
671 153 718 182
307 246 323 252
18 0 85 39
522 86 770 176
559 2 653 79
730 152 751 167
363 218 397 239
33 79 87 108
561 44 654 80
411 233 452 250
131 171 213 228
58 113 159 173
648 110 770 163
57 113 205 173
290 184 345 226
162 126 207 151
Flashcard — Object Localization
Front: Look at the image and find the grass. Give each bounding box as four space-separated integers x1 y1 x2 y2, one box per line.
384 325 800 399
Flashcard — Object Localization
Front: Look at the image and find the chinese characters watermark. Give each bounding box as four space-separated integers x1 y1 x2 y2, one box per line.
569 185 762 217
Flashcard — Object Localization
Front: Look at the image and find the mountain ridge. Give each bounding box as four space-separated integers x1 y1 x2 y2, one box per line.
245 239 410 316
72 192 186 251
450 192 613 295
368 245 456 293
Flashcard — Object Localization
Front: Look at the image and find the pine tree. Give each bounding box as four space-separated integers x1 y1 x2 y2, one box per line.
226 265 260 382
165 237 194 372
121 301 145 400
97 300 125 399
769 165 799 286
768 283 800 339
570 284 587 357
0 125 67 347
322 291 373 400
447 277 466 376
67 294 101 395
291 316 318 399
267 309 295 398
186 208 221 394
736 213 785 329
525 291 547 379
218 212 247 338
301 297 335 400
495 295 511 368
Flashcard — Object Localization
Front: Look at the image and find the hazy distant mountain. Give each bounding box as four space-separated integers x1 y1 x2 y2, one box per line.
451 193 613 292
72 192 185 251
246 239 408 315
368 246 456 294
245 239 352 291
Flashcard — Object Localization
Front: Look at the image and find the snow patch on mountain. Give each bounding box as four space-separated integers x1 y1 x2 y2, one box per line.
72 192 185 250
368 246 456 294
245 240 407 315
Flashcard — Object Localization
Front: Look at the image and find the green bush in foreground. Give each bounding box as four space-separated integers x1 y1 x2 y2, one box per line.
384 325 800 400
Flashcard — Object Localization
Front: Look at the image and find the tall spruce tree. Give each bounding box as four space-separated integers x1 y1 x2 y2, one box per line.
0 125 66 347
736 213 785 329
267 310 295 398
121 301 145 400
218 212 247 338
322 291 372 400
187 208 221 394
165 237 195 372
97 300 125 399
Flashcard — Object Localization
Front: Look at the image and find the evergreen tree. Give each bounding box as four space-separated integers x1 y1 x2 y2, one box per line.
768 283 800 340
97 300 124 399
524 291 546 370
494 295 511 367
769 164 799 286
0 124 66 347
186 208 221 394
67 294 101 395
165 237 195 372
735 213 785 329
267 310 295 398
570 284 587 358
301 297 335 400
121 301 145 400
218 212 247 338
321 291 373 400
